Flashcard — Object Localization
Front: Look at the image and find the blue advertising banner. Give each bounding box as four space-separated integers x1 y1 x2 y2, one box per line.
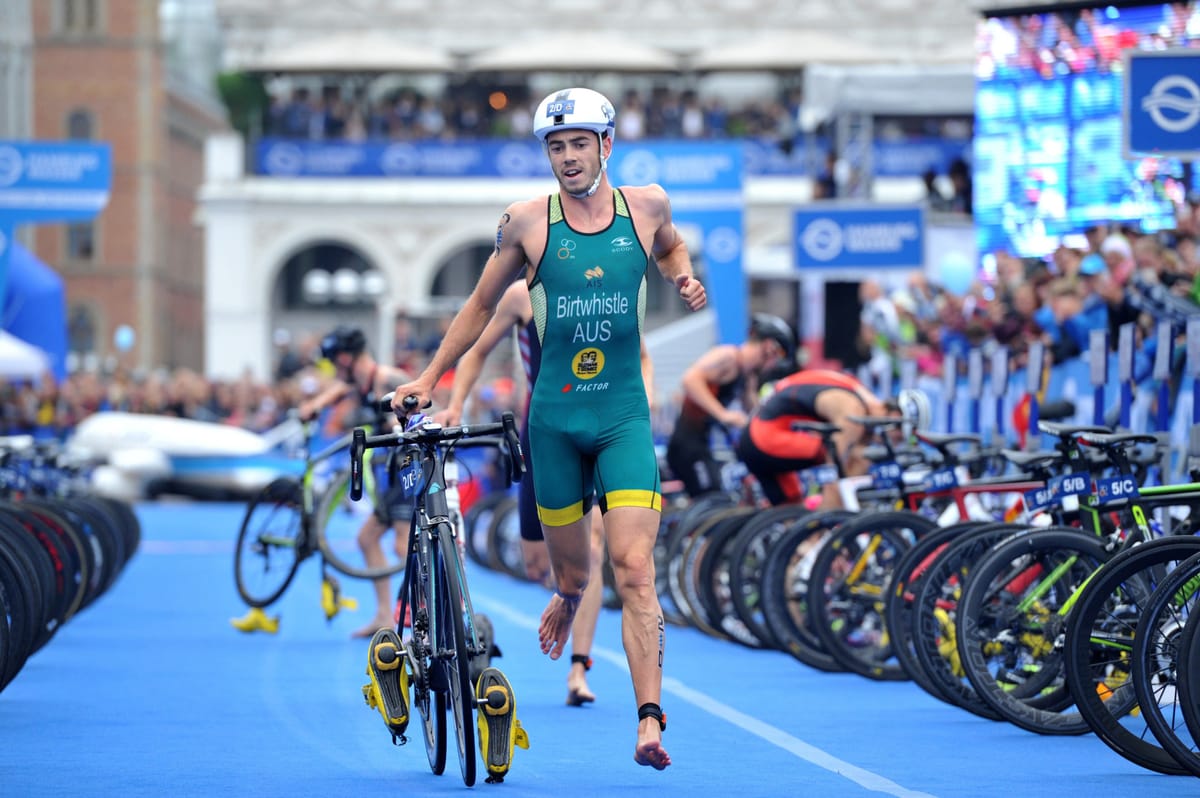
255 137 747 344
1124 49 1200 160
0 141 112 221
255 137 968 180
793 205 925 269
611 143 745 344
0 142 111 376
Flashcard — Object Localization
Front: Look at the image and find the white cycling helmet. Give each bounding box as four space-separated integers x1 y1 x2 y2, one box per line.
533 88 616 198
533 87 616 144
895 388 933 432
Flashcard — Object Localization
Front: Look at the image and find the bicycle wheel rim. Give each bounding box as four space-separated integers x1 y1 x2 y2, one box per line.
234 480 303 607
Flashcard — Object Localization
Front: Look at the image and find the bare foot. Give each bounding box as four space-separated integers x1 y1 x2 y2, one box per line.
634 718 671 770
566 666 595 706
350 616 393 639
538 592 580 659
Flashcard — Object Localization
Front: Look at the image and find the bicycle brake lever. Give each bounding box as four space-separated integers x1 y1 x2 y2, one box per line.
350 428 366 501
500 411 526 485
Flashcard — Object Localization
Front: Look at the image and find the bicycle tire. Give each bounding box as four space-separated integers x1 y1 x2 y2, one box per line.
316 469 406 581
884 520 987 697
695 508 772 648
808 510 937 681
234 478 305 608
758 509 854 672
956 526 1109 735
20 499 90 624
407 530 448 776
0 528 37 691
436 526 477 786
909 522 1028 719
1132 548 1200 777
673 507 754 639
654 493 737 626
726 504 813 651
0 513 55 655
1064 535 1200 775
484 499 526 581
463 493 514 569
1176 589 1200 759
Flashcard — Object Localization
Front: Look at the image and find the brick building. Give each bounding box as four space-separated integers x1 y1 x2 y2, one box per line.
30 0 227 372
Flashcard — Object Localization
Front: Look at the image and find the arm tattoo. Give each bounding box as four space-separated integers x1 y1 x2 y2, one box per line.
494 212 511 257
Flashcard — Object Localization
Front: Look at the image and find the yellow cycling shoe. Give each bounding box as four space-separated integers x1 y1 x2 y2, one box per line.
229 607 280 634
320 574 358 621
475 667 529 783
362 628 410 742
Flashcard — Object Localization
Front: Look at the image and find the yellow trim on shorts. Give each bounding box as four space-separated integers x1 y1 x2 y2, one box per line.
603 489 662 512
537 501 586 527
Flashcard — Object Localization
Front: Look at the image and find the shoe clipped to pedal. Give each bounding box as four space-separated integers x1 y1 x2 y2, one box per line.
361 627 410 743
475 667 529 783
229 606 280 634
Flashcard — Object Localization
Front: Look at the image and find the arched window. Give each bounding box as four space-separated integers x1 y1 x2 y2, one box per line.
66 108 94 140
68 304 97 355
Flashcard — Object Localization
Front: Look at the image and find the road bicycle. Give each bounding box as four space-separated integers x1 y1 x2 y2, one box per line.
352 396 528 786
232 415 402 631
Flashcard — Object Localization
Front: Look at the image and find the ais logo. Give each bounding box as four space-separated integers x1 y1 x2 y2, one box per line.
584 265 604 287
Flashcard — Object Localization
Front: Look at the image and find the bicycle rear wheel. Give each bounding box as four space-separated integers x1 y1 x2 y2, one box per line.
407 537 448 776
234 478 304 607
436 525 477 787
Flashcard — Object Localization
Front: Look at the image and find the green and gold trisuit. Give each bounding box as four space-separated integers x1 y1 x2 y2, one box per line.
527 190 661 526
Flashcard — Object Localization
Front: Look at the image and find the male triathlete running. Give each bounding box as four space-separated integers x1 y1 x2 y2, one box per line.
392 87 706 770
666 313 794 497
437 278 656 707
735 368 928 508
297 325 414 637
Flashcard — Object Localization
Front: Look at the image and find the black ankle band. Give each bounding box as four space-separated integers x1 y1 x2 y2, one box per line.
570 654 592 671
637 702 666 731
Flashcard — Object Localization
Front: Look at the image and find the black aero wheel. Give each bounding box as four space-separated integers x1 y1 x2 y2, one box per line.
438 528 477 786
234 478 304 607
956 527 1107 735
1065 536 1200 774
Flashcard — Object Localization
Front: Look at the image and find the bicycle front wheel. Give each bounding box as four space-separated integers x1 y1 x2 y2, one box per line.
234 478 304 607
436 524 477 787
315 468 406 581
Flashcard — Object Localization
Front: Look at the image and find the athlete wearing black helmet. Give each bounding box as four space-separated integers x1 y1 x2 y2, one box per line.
666 313 794 498
299 325 415 638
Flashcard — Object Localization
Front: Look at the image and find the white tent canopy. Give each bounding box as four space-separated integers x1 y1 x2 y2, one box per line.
691 31 883 71
243 31 456 74
799 62 976 130
0 330 50 382
467 35 681 73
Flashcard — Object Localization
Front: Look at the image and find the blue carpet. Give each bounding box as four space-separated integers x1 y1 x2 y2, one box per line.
0 501 1189 796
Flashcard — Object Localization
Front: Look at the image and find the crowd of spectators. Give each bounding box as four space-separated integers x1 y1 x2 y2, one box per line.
264 82 969 149
978 2 1200 80
856 199 1200 391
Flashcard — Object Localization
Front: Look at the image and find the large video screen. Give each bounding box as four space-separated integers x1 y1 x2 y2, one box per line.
974 2 1198 259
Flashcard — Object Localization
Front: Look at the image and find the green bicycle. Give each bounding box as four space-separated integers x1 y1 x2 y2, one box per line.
233 415 404 623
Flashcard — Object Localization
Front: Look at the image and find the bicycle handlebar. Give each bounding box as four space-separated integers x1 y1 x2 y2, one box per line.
349 409 526 501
